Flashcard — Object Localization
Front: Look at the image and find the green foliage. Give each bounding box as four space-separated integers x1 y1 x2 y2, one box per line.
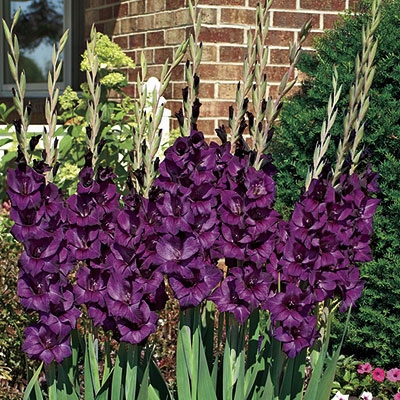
273 0 400 367
0 205 32 395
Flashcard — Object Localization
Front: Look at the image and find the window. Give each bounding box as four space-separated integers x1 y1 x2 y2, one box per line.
0 0 84 97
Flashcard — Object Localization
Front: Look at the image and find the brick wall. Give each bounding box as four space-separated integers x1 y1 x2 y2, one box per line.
85 0 358 137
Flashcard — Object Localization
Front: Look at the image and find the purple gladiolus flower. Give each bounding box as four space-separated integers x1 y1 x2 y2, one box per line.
65 226 101 260
7 125 381 362
219 190 245 226
244 167 276 208
22 323 72 364
18 272 64 312
156 192 193 234
7 165 44 210
209 274 253 324
156 233 200 273
267 283 314 328
115 302 158 344
273 316 319 358
10 205 46 241
76 167 100 194
74 266 110 306
169 261 222 309
66 194 100 226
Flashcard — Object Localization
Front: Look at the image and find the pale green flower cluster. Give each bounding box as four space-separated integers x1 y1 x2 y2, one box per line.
100 71 127 89
58 86 80 110
80 32 135 71
56 162 81 195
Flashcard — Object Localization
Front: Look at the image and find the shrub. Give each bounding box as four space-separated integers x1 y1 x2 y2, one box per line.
273 0 400 367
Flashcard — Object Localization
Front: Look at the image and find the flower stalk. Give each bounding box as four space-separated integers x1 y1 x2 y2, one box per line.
332 0 381 184
2 8 30 162
179 0 202 135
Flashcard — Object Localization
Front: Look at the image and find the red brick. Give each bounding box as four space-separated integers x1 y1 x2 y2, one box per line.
137 15 155 31
269 48 290 64
300 0 346 12
198 118 220 137
198 63 243 80
323 13 340 30
172 82 187 99
121 17 137 34
154 47 174 63
267 0 297 8
200 45 217 62
166 0 186 10
146 0 165 13
170 64 186 80
147 30 165 47
165 28 188 45
122 83 137 97
167 100 185 115
198 8 218 25
164 84 173 99
265 29 294 46
218 83 238 99
200 100 233 118
265 65 294 82
220 8 256 26
129 33 146 48
174 8 192 26
272 12 319 29
219 45 246 63
142 49 154 64
114 3 128 18
154 12 176 29
113 35 128 49
203 0 245 5
199 27 244 44
129 1 145 14
199 82 216 98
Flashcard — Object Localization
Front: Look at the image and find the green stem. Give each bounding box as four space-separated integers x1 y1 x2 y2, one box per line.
45 362 57 400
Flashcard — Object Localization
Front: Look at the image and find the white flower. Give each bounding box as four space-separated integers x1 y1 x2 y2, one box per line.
331 392 349 400
360 392 373 400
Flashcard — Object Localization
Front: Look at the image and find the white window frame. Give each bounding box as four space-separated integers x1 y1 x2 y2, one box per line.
0 0 73 97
